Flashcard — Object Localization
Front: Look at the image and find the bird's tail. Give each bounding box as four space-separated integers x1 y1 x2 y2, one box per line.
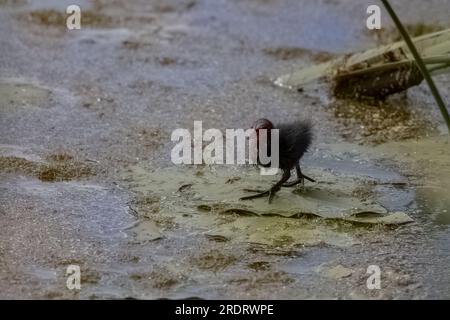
296 120 313 154
278 120 313 158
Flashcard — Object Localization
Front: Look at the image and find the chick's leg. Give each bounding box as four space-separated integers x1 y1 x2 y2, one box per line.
240 170 290 203
282 164 315 187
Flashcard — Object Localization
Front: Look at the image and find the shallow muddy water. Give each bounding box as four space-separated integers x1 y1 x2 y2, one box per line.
1 0 450 299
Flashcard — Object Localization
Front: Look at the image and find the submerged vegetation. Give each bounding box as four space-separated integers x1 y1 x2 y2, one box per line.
24 9 114 28
0 152 96 182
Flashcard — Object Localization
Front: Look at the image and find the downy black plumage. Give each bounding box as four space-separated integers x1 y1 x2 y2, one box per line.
240 118 315 203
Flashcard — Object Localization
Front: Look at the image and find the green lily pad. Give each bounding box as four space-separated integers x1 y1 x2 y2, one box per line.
205 216 357 248
126 165 412 225
123 165 413 249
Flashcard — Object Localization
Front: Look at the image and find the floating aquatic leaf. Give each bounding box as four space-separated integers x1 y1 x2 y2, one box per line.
126 166 412 225
205 216 357 248
124 165 412 249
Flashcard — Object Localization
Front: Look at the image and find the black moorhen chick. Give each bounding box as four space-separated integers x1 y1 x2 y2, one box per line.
240 118 315 203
